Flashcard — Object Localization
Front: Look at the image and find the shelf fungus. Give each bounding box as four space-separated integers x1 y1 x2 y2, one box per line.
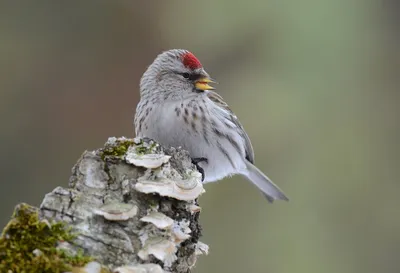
135 168 204 201
138 238 178 267
124 137 171 169
93 203 138 221
195 241 209 256
187 204 202 214
126 146 171 169
138 210 193 268
140 211 174 230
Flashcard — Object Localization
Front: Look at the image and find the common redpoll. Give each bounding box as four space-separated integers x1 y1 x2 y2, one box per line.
134 49 288 202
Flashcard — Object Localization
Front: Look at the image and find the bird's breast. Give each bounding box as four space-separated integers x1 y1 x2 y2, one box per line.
136 97 247 182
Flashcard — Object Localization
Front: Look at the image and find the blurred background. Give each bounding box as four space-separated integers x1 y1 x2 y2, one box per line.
1 1 399 272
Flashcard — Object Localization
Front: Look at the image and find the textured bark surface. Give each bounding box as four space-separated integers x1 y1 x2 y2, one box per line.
37 137 207 273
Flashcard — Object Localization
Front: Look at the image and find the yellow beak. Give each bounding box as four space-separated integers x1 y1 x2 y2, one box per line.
195 77 217 91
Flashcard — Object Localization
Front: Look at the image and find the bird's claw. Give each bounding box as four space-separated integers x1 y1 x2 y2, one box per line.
192 157 208 165
191 157 208 182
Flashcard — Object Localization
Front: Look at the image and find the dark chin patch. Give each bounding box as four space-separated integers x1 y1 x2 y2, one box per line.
192 87 203 93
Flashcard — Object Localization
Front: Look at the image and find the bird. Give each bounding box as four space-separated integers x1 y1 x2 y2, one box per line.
134 49 288 202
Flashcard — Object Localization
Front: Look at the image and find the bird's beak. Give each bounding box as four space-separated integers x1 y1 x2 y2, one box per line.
195 77 217 91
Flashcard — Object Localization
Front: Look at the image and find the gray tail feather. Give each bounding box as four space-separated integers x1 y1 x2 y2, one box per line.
242 161 289 203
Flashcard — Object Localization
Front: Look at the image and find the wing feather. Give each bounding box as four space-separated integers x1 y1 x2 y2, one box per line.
207 91 255 163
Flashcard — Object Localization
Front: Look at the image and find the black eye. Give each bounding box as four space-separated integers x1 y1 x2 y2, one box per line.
179 72 201 81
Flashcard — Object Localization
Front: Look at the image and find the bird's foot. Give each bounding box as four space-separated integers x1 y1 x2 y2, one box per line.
191 157 208 182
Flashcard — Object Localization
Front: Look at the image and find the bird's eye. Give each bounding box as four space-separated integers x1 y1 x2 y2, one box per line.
179 72 201 81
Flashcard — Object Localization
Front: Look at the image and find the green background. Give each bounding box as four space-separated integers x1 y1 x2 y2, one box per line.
1 1 399 273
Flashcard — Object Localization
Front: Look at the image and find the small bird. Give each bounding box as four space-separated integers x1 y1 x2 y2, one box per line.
134 49 288 202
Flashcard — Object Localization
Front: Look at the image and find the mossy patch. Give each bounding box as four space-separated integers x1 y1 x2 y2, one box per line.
134 139 158 156
0 203 92 273
100 137 159 160
100 138 134 160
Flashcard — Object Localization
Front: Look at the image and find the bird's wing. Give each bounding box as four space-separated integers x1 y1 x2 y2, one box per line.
207 91 255 163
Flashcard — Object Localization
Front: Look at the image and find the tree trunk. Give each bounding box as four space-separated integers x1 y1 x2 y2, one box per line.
1 137 208 273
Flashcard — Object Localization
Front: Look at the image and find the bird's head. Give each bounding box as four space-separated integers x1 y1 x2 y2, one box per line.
140 49 216 100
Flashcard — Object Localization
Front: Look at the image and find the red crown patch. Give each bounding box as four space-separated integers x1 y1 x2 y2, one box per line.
181 52 202 70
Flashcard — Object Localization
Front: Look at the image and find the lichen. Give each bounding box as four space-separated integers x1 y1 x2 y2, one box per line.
0 203 92 273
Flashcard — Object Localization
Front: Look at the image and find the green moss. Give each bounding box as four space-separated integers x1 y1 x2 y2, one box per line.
100 139 134 160
100 138 159 159
0 203 92 273
135 145 148 155
135 140 157 156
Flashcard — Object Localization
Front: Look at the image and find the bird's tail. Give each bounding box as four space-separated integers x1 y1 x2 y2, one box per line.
242 161 289 203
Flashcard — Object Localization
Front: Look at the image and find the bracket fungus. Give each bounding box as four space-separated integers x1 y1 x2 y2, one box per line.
135 169 204 201
187 204 202 214
94 203 138 221
195 241 209 256
138 209 195 267
126 146 171 169
138 238 178 267
140 211 174 229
